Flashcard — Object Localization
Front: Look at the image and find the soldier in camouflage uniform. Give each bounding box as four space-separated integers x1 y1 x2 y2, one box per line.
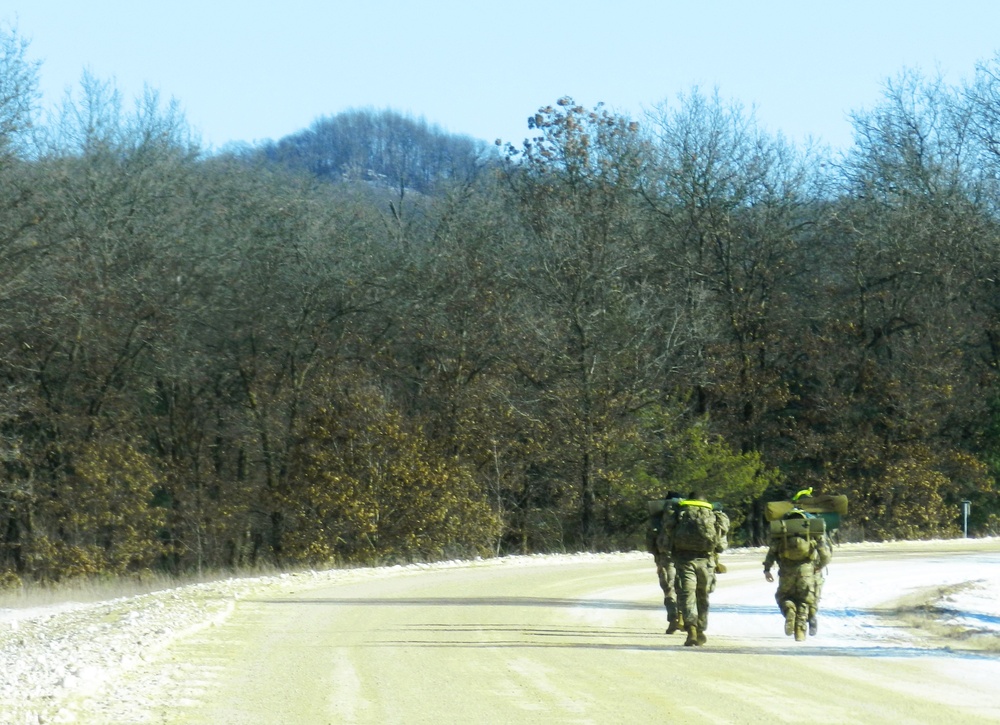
647 492 683 634
658 491 729 647
763 512 832 641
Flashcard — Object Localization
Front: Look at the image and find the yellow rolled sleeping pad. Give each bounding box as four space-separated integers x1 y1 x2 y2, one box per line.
678 499 714 509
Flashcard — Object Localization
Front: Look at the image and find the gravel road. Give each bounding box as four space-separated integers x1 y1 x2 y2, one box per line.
3 541 999 724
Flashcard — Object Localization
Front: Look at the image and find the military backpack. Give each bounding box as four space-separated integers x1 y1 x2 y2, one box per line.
770 511 825 562
672 502 719 553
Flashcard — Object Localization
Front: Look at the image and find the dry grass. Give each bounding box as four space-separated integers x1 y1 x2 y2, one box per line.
891 581 1000 653
0 566 283 612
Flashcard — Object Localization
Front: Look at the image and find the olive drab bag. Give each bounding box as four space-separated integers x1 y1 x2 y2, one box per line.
645 499 666 554
671 502 719 553
769 511 825 562
765 494 848 534
780 533 814 561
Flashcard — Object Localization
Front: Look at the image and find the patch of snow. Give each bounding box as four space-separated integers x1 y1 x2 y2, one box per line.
940 579 1000 633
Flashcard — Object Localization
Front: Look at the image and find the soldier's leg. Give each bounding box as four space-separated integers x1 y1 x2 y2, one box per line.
664 601 679 633
676 560 700 646
775 574 796 636
806 575 820 636
782 601 796 636
672 563 685 629
680 558 711 645
793 602 808 641
694 559 713 633
664 562 681 634
810 573 824 635
793 576 811 642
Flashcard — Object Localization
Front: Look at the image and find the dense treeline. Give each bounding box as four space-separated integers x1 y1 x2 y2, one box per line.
1 28 999 583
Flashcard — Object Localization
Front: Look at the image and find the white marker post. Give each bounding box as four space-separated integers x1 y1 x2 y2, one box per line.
961 499 971 538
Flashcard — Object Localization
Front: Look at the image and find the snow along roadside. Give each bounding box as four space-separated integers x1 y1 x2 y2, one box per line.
0 554 630 723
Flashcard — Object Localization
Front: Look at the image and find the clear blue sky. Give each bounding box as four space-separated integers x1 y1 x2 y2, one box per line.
6 1 1000 152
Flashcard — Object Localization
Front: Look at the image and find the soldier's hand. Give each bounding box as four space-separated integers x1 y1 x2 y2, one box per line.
764 569 774 583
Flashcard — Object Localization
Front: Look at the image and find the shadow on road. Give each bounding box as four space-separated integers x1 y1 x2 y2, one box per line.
247 596 996 661
251 595 661 610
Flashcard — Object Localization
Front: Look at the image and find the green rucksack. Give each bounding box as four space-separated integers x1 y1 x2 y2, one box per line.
780 533 813 561
770 511 825 562
672 502 719 553
646 498 670 554
765 494 847 534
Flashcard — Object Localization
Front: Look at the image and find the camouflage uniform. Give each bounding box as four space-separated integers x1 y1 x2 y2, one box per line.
653 549 681 632
812 531 833 631
646 501 682 633
763 527 832 640
672 551 715 638
658 498 730 646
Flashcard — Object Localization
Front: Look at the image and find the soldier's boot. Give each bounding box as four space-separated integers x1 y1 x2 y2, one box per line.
782 601 796 637
669 610 685 634
696 628 707 646
665 600 680 634
684 625 698 647
808 608 818 636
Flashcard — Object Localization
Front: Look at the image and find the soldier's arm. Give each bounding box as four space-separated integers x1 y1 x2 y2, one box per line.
714 511 731 552
762 539 779 571
815 534 833 569
645 527 658 555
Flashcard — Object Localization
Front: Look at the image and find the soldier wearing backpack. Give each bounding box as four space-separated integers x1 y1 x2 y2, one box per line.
763 508 833 641
647 492 684 634
657 491 729 647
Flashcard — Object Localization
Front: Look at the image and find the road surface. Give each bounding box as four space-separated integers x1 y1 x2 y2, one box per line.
85 540 1000 723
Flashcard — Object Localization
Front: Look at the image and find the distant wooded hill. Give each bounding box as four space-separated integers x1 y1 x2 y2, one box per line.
257 109 494 193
